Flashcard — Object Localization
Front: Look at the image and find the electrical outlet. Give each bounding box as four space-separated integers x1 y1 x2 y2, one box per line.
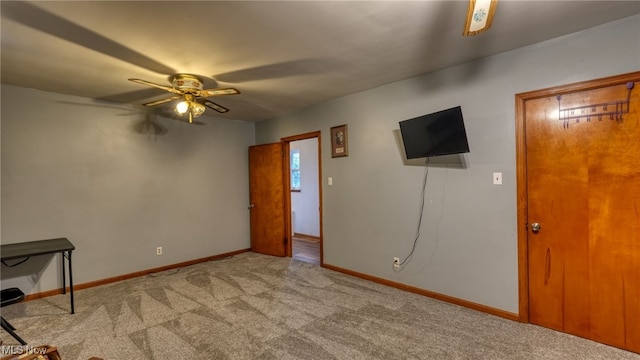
493 172 502 185
156 246 162 255
393 257 400 268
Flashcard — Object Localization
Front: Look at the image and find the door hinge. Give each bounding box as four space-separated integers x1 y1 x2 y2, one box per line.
283 237 288 245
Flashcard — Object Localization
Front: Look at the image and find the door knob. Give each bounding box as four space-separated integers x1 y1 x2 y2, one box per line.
248 204 255 209
531 223 541 233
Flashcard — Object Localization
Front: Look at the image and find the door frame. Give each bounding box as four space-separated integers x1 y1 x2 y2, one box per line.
281 131 323 265
515 71 640 323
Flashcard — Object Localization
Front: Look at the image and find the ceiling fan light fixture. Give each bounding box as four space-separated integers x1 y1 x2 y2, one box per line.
463 0 498 36
174 94 205 123
175 100 190 114
190 102 206 118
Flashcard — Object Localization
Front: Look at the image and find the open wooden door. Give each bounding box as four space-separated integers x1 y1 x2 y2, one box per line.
518 72 640 353
248 142 287 256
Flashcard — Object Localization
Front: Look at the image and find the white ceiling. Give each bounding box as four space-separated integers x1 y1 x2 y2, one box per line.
2 1 639 122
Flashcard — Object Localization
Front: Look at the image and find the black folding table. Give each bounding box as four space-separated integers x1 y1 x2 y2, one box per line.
1 238 76 314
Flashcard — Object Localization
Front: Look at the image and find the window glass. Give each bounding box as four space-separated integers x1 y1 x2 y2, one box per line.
291 150 300 191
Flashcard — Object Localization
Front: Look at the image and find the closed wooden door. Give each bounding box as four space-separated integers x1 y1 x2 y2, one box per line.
523 74 640 352
248 142 287 257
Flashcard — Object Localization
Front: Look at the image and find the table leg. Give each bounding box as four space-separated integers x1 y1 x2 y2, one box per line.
62 252 67 295
68 251 75 314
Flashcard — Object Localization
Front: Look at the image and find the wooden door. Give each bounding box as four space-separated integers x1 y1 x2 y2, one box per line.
248 143 287 257
522 74 640 352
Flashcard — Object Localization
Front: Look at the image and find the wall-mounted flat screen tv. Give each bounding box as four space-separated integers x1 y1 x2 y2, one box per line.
399 106 470 159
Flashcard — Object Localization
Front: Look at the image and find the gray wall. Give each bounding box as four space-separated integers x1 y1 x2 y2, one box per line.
256 15 640 314
1 85 255 294
290 138 320 237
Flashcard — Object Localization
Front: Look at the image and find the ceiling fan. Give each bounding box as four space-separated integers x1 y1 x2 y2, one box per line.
128 74 240 123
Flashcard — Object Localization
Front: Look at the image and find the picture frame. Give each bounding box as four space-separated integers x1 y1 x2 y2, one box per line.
330 124 348 158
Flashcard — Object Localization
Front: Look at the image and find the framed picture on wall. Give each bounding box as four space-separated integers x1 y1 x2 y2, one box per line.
331 124 348 158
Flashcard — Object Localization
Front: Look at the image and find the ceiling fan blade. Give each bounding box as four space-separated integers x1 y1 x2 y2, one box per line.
202 100 230 113
129 78 182 95
143 95 181 107
199 88 241 97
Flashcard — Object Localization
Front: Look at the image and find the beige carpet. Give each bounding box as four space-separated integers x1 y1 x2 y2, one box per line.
1 252 638 360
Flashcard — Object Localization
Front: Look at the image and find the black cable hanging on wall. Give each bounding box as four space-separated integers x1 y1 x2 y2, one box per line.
395 157 430 269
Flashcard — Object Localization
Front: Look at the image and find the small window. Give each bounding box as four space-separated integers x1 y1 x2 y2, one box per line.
290 150 301 191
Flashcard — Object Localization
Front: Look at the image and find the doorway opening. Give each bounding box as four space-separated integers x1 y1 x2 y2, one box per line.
282 132 322 265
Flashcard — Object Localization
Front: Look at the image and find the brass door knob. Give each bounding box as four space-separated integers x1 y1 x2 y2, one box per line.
531 223 541 233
